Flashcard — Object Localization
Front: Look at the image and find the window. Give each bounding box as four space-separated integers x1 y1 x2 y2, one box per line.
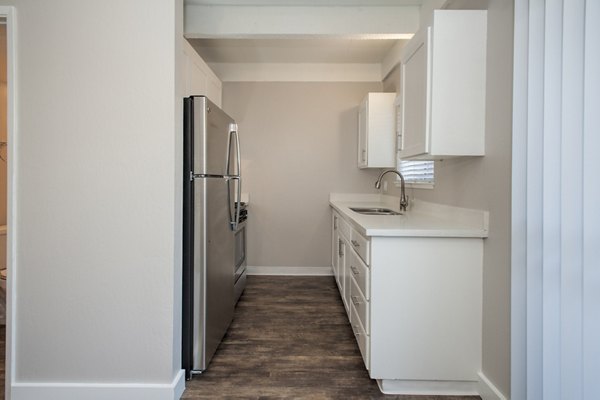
398 159 435 187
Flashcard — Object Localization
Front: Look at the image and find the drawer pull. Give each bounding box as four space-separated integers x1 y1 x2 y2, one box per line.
350 265 359 275
351 240 360 248
351 295 361 305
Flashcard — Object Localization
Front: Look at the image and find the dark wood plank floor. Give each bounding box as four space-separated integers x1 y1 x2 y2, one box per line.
183 276 481 400
0 277 481 399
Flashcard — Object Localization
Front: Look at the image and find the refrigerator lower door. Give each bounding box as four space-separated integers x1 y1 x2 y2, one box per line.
193 176 235 372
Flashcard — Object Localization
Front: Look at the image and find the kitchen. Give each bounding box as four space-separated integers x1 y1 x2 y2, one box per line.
181 1 507 398
1 1 598 400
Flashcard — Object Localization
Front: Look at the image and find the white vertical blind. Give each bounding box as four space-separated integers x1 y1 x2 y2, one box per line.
512 1 600 399
398 160 434 184
582 2 600 400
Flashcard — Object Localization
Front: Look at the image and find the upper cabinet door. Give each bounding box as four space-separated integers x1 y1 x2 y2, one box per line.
399 10 487 161
357 93 396 169
399 28 429 159
358 98 368 168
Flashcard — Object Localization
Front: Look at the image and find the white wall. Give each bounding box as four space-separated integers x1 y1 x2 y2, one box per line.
1 1 184 398
384 1 513 397
222 82 382 270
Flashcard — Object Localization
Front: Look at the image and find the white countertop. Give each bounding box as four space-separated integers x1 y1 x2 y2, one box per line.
330 193 489 238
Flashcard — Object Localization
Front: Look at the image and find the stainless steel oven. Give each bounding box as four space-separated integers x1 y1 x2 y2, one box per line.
234 202 247 303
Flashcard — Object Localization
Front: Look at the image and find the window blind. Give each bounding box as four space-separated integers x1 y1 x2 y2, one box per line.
398 160 435 184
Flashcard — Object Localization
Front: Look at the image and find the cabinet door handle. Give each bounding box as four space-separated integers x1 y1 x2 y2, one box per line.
350 265 359 275
351 240 360 248
361 149 366 162
334 216 338 230
351 295 361 305
338 239 344 257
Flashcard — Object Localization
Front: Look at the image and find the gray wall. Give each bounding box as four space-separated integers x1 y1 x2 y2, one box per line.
223 82 382 269
384 1 513 396
3 0 183 386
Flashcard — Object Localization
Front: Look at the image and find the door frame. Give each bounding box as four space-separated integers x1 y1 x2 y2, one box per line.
0 6 16 400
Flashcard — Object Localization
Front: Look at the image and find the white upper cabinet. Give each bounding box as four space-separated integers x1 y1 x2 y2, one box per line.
182 39 223 107
398 10 487 160
358 93 397 169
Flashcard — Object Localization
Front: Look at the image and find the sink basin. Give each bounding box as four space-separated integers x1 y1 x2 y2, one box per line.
350 207 402 216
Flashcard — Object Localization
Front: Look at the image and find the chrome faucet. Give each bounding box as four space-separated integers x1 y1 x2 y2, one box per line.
375 169 409 212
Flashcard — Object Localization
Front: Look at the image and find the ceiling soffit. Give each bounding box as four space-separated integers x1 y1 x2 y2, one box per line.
184 1 418 82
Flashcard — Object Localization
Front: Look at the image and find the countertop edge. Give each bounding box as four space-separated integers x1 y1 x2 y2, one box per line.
330 198 489 239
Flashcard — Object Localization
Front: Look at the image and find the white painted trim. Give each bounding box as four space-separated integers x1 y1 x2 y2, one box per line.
477 372 508 400
376 378 478 396
0 6 16 400
209 62 382 82
11 370 186 400
184 5 419 38
247 266 333 276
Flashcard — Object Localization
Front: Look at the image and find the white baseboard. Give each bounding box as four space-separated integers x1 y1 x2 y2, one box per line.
246 266 333 276
11 369 185 400
376 379 478 396
478 372 508 400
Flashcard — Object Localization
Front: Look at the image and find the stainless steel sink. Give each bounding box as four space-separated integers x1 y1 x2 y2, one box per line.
350 207 403 216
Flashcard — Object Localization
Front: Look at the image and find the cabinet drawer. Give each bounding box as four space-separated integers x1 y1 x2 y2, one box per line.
347 248 370 300
350 276 369 335
350 229 370 265
338 215 352 241
351 301 370 368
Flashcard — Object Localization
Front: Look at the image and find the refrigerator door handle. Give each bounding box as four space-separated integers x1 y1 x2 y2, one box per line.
225 127 232 175
227 176 241 231
227 123 242 231
232 126 242 231
226 123 239 176
233 126 241 178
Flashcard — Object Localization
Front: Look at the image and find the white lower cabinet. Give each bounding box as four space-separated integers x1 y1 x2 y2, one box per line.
349 276 369 335
331 209 482 394
350 301 370 368
332 214 346 310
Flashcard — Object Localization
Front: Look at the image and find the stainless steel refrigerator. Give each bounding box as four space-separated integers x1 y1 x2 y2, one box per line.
182 96 241 379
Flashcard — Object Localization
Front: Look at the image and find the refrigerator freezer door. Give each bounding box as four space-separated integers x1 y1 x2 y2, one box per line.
192 96 237 176
192 176 235 371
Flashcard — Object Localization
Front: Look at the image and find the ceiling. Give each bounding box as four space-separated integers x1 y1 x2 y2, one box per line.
190 38 405 64
185 0 417 68
185 0 421 5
